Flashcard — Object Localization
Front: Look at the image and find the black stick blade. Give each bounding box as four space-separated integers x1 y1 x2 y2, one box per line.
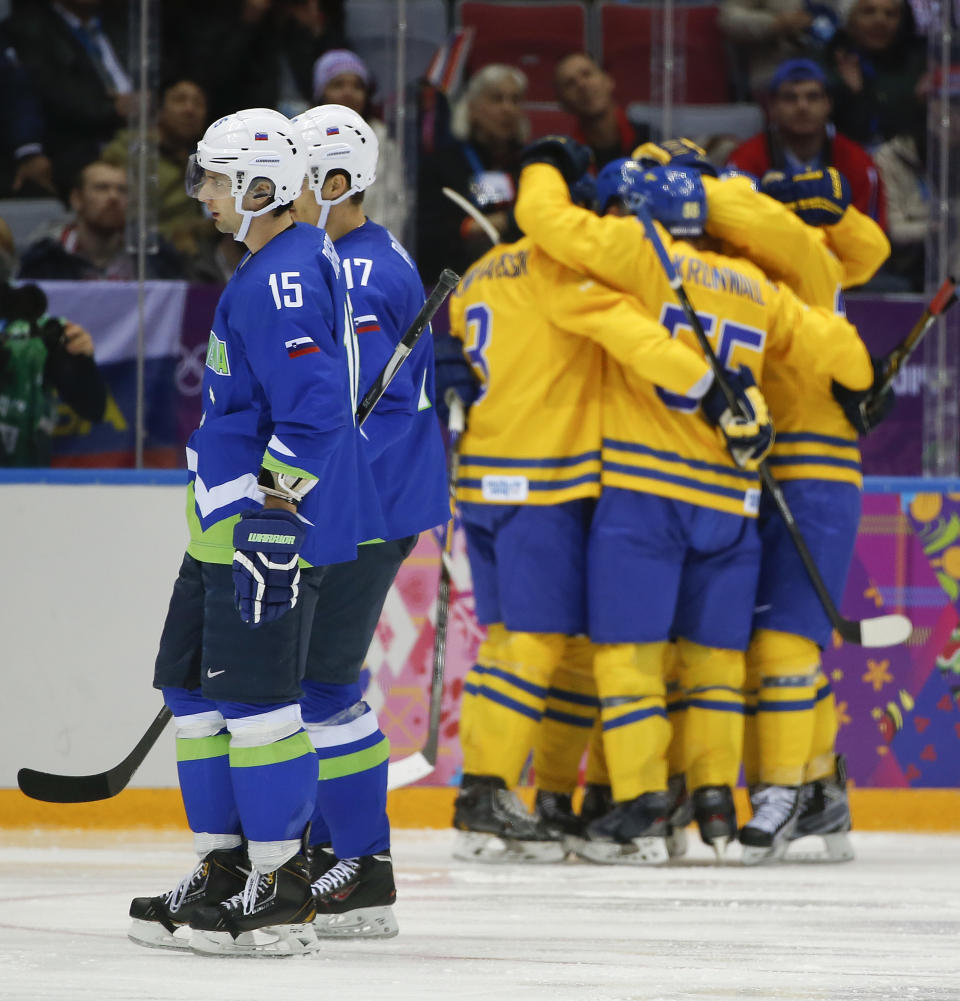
17 706 173 804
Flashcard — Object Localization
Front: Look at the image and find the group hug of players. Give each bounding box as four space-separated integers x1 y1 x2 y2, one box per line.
439 136 895 869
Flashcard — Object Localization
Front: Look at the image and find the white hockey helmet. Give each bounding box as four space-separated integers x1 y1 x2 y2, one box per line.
186 108 307 242
291 104 378 227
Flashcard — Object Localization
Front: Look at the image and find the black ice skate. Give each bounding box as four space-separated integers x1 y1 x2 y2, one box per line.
452 774 566 863
575 790 670 865
535 789 583 846
188 851 319 957
128 845 248 951
739 784 803 865
789 756 854 862
311 852 398 938
665 774 694 859
692 784 737 860
578 783 613 827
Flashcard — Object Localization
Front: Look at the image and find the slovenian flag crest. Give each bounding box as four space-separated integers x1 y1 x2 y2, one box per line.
285 336 320 358
326 126 340 136
254 132 268 141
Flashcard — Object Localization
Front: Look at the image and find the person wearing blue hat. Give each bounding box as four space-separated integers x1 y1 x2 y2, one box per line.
727 57 887 230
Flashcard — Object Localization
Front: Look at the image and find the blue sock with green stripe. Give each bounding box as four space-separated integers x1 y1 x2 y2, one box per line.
219 701 318 843
163 687 240 836
302 681 391 859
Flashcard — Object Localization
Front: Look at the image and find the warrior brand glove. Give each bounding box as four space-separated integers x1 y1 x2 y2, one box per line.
632 137 719 177
232 508 307 627
519 135 594 187
831 356 896 435
760 167 852 226
701 367 774 471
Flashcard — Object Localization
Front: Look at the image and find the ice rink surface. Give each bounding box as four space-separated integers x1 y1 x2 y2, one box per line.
0 827 958 1001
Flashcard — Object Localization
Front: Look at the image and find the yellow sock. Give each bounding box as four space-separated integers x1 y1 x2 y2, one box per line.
806 670 839 782
594 641 670 801
533 636 597 794
676 639 744 791
748 629 820 787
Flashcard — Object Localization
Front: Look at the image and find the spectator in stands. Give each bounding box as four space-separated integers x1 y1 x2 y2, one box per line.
101 78 219 281
5 0 133 197
826 0 927 148
872 131 926 290
311 49 407 240
719 0 844 98
553 53 650 170
727 58 887 228
18 161 182 281
416 64 529 282
184 0 347 121
0 35 56 198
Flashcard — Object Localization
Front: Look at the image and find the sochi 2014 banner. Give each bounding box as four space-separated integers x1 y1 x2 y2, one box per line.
372 490 960 789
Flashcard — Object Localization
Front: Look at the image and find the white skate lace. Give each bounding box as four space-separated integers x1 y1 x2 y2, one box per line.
219 868 271 916
312 858 360 895
164 860 206 912
748 785 800 834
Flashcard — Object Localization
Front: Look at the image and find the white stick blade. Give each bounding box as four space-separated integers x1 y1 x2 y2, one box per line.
859 614 913 648
386 752 435 791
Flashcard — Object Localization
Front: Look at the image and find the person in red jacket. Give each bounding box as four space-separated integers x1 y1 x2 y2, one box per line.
727 58 887 229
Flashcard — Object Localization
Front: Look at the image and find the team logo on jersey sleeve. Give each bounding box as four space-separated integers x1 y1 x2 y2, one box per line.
205 331 231 376
285 336 320 358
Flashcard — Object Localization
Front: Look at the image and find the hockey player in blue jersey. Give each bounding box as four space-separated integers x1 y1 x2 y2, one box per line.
289 103 449 936
128 108 372 957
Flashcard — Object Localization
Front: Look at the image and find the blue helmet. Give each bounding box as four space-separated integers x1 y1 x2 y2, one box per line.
595 159 706 237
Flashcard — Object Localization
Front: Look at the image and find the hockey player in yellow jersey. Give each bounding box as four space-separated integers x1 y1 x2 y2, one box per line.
615 139 895 862
513 138 876 861
443 188 758 863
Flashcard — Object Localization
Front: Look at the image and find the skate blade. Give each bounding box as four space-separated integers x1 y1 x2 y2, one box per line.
785 831 855 863
452 831 567 864
740 840 790 866
315 905 399 939
127 918 191 951
189 922 320 958
574 836 668 866
710 835 731 861
666 825 689 860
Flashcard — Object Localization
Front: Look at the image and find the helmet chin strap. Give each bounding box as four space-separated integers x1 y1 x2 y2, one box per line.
313 185 357 230
233 190 280 243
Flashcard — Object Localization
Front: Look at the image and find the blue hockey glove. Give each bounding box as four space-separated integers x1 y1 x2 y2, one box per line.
831 356 896 435
632 137 719 177
570 171 597 210
519 135 594 187
701 367 774 471
434 332 480 425
232 508 306 627
760 167 851 226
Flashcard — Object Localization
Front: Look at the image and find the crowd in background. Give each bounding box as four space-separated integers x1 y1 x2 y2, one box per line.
0 0 951 463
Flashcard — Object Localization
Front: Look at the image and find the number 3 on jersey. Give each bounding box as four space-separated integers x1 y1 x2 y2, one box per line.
655 303 765 412
463 302 492 398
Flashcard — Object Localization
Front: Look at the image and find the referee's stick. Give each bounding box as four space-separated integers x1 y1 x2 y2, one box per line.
18 270 462 804
636 204 912 648
860 275 957 426
387 391 467 789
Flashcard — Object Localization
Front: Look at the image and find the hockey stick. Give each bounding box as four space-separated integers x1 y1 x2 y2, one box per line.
387 392 467 789
357 267 461 426
18 705 173 803
636 205 912 648
441 186 501 247
19 272 463 805
860 275 958 423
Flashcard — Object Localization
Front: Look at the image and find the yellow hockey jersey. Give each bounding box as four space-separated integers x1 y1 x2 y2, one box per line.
514 164 874 513
448 237 713 506
702 175 889 485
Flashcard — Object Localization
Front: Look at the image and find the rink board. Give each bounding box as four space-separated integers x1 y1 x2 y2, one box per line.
1 473 958 830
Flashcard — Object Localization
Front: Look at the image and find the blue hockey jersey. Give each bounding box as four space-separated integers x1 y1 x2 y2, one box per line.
185 222 382 567
337 220 449 540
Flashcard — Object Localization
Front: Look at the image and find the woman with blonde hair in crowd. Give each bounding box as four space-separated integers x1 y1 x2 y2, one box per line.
416 64 529 281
